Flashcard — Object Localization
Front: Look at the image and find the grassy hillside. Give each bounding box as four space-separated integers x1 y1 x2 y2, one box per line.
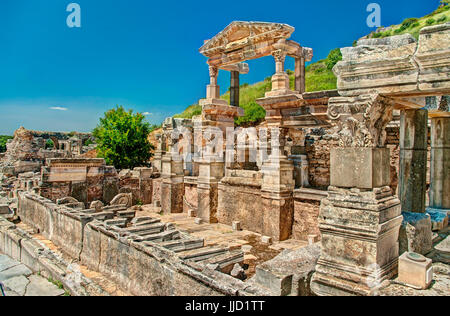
0 135 13 153
174 3 449 126
367 4 449 40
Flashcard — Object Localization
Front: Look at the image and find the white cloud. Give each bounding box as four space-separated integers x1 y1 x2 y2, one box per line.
142 112 152 116
50 107 68 111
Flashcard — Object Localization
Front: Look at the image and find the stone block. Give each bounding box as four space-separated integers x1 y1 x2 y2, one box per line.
398 252 432 290
254 265 292 296
308 234 319 245
399 212 433 255
261 236 273 245
254 245 320 296
426 208 449 231
194 218 203 225
330 147 390 189
232 221 242 231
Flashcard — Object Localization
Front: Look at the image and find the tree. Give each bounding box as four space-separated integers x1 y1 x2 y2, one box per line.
325 48 343 70
0 135 13 153
93 106 154 169
45 139 54 149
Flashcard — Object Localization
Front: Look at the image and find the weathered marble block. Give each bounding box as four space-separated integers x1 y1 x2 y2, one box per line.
330 148 390 189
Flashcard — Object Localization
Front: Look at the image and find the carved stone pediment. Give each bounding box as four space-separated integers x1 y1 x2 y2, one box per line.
199 21 295 57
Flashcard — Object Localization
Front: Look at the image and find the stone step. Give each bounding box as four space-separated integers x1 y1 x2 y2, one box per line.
138 230 180 242
104 218 128 228
178 247 229 262
124 223 165 235
157 238 205 253
133 219 161 227
90 211 114 221
131 217 156 225
117 210 136 219
102 205 128 213
201 250 244 273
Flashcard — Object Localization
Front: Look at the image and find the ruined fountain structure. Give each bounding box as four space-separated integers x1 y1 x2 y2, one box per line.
1 21 449 297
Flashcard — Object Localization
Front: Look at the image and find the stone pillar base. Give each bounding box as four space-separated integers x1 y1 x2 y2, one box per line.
161 155 184 214
161 178 184 214
311 186 403 296
261 191 293 241
196 160 224 224
197 182 219 224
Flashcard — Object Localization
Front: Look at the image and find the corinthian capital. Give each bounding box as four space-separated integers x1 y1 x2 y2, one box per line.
272 49 286 63
209 66 219 78
327 94 395 148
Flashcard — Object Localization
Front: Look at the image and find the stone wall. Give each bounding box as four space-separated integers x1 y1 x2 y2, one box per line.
39 158 119 207
18 193 91 259
15 191 270 296
118 168 154 205
305 133 339 189
217 174 263 233
293 200 321 241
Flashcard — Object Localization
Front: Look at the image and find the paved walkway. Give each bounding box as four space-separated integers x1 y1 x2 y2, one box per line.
0 253 66 296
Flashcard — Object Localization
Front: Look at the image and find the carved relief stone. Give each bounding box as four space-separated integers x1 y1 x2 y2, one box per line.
327 94 395 148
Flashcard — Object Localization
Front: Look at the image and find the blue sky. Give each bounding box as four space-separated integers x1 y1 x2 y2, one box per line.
0 0 440 134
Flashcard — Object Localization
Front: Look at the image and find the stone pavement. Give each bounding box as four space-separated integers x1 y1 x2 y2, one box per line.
0 253 66 296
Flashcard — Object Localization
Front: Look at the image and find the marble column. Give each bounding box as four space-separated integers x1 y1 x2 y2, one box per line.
266 49 291 97
398 109 428 213
206 66 220 100
427 117 450 230
230 71 240 107
397 109 432 255
295 57 305 94
311 94 403 296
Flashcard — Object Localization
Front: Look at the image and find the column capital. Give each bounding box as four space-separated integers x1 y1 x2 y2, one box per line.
328 94 395 148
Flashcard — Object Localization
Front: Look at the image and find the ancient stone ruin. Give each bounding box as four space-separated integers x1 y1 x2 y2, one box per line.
0 21 449 296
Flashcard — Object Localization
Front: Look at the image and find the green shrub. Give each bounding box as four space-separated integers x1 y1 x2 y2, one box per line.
437 15 447 23
93 106 154 169
235 101 266 126
401 18 419 28
426 18 436 25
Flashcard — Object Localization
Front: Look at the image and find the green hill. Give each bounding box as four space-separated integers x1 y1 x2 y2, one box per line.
367 3 449 40
174 3 449 126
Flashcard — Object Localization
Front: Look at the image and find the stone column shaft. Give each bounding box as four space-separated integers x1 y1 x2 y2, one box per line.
429 117 450 209
230 71 240 107
295 57 305 94
398 109 428 213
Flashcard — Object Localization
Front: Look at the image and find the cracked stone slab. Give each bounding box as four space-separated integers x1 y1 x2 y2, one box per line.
0 264 32 282
0 254 19 272
24 275 65 296
2 275 30 296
